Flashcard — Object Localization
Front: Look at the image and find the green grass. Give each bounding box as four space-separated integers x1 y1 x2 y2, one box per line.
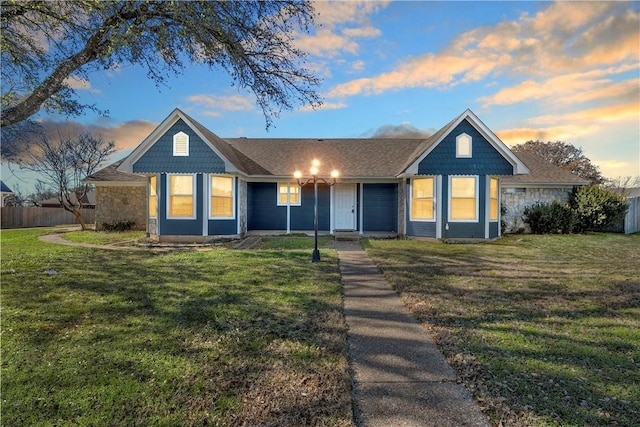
1 229 352 426
62 230 147 245
257 234 335 250
364 233 640 426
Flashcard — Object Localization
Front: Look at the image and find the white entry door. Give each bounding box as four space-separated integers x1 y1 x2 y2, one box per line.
334 184 356 230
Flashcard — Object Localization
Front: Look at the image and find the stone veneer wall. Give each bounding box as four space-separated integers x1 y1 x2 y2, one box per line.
501 187 573 234
95 185 147 231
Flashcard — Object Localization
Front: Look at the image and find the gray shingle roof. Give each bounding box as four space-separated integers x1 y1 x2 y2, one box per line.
226 137 425 177
85 160 147 183
503 152 589 185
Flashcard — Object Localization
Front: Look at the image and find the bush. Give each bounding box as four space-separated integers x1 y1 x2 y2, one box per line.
523 201 575 234
102 220 136 232
570 185 628 232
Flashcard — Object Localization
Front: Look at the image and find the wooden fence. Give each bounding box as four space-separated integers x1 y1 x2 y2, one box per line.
0 207 95 229
624 196 640 234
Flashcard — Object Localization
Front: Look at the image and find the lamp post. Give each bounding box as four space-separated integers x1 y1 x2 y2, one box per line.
294 159 339 262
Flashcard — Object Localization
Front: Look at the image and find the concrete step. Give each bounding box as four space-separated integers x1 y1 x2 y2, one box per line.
335 231 360 241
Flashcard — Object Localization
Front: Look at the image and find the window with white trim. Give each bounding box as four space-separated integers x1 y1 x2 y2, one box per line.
277 182 301 206
456 133 472 158
449 176 478 221
168 174 195 218
210 176 234 218
489 178 499 221
173 131 189 156
149 175 157 218
410 177 435 221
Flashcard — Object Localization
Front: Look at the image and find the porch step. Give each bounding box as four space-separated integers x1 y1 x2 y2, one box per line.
334 231 360 241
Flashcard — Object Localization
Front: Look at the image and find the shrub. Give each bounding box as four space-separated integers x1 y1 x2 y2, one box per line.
102 220 136 232
523 201 575 234
570 185 628 232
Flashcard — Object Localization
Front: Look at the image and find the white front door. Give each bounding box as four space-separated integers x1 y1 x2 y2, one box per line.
334 184 356 230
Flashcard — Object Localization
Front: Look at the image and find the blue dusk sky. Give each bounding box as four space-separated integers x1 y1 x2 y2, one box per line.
3 1 639 192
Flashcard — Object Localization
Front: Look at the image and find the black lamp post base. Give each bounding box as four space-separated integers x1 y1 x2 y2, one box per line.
312 249 321 262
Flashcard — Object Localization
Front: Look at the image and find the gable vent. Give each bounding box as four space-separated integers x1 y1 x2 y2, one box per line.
173 132 189 156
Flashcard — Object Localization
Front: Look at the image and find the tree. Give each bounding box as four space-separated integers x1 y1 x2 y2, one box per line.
17 132 116 230
1 1 320 129
511 140 604 184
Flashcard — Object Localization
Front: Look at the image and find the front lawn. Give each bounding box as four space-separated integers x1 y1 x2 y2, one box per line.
1 229 353 426
365 234 640 426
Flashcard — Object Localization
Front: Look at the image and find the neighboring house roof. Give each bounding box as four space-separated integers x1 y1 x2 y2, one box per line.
84 159 148 185
1 180 13 193
41 190 96 207
611 187 640 198
502 152 590 186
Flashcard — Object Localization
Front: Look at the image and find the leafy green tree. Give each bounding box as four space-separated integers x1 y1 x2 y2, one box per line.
511 140 604 184
1 1 320 129
17 132 116 230
570 185 628 232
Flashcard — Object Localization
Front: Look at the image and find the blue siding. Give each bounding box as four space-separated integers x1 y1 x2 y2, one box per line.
209 219 237 235
406 220 437 237
133 119 227 173
363 184 397 232
247 182 286 230
489 221 499 239
291 184 330 231
418 119 513 176
158 174 203 235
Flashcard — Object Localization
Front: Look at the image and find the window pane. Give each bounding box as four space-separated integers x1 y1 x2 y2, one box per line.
451 198 476 220
170 196 193 216
413 178 433 198
490 199 499 220
150 176 157 197
149 175 157 218
490 178 498 198
212 177 233 197
289 192 299 204
412 199 433 220
212 196 233 217
451 177 475 197
170 175 193 194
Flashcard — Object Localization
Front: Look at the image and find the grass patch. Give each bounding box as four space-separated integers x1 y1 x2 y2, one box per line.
1 228 352 426
62 230 147 245
257 234 334 250
364 233 640 426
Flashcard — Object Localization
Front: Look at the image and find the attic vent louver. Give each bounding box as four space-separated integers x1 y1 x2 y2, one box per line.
173 132 189 156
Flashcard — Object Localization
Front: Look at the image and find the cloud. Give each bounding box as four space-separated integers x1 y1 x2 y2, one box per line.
294 1 388 57
325 2 639 102
595 159 639 178
479 69 639 107
497 124 600 146
299 101 347 112
187 94 254 111
64 76 101 94
361 123 432 139
328 53 509 97
31 119 157 151
528 102 640 126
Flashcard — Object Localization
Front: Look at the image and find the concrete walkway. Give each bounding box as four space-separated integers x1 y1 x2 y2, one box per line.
336 241 489 427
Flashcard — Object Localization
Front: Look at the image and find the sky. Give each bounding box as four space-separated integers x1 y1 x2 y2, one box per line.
2 0 639 194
